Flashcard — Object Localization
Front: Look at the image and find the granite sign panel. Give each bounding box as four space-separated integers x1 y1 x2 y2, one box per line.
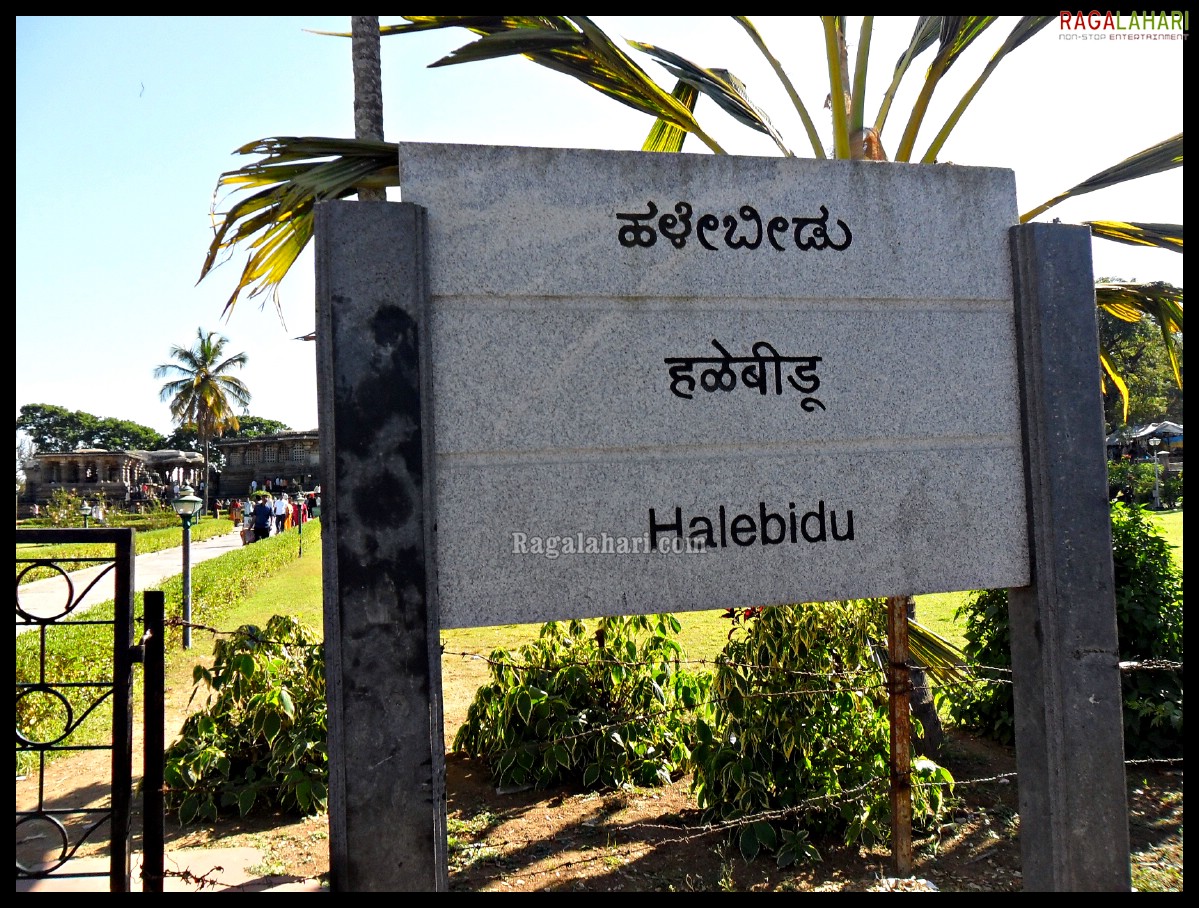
398 143 1029 628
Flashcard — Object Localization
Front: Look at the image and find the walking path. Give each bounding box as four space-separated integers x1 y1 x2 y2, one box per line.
16 525 247 635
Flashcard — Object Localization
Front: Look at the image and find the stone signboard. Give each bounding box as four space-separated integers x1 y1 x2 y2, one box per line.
397 143 1028 628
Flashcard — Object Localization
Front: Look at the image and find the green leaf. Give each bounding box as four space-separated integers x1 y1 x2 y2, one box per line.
752 821 778 851
233 652 257 679
515 689 533 725
237 787 257 816
179 794 200 826
738 823 761 860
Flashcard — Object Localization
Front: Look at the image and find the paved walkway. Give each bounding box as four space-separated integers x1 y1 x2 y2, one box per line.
16 525 248 634
16 849 325 893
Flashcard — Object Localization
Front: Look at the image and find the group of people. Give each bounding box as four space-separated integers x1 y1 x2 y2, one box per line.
227 491 313 546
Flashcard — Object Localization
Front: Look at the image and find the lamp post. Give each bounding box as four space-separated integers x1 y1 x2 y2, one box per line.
1148 437 1162 509
171 484 203 649
79 500 93 529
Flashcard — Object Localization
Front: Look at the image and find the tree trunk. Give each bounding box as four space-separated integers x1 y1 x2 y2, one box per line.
351 16 386 202
202 435 210 516
904 595 944 757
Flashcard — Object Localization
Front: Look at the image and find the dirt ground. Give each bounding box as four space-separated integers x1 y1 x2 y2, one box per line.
17 663 1183 892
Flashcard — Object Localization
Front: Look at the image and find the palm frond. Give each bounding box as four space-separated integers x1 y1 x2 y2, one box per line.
375 16 724 153
1099 349 1133 425
201 137 400 317
1096 281 1183 392
1020 133 1183 223
427 28 585 66
629 40 791 155
894 16 998 162
821 17 852 159
920 16 1054 163
907 620 968 685
641 80 698 153
873 16 941 138
1086 220 1182 253
733 16 825 158
849 17 873 141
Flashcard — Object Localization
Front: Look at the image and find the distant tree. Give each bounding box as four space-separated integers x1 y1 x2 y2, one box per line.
164 425 202 453
93 418 169 451
223 416 293 439
166 416 292 473
16 404 165 453
154 329 252 512
16 404 93 452
16 433 37 492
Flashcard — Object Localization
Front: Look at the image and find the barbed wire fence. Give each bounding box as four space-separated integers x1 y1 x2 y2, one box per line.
156 619 1182 887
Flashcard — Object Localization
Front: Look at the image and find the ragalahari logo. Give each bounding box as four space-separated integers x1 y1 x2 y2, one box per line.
1058 11 1189 40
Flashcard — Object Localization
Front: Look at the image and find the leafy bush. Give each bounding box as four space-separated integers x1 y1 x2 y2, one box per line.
1106 459 1161 506
1160 472 1182 510
948 503 1183 758
164 615 327 823
1110 503 1184 757
943 589 1014 743
689 601 953 867
453 614 713 790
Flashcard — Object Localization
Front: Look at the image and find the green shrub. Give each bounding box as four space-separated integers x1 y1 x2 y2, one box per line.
1110 503 1184 756
164 615 327 823
689 601 953 867
943 589 1014 743
1107 459 1163 506
1160 472 1182 510
453 614 713 790
948 503 1183 758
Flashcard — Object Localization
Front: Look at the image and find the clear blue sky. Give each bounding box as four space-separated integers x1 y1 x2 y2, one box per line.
16 17 1183 438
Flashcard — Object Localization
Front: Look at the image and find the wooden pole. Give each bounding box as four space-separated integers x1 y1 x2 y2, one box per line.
886 594 913 877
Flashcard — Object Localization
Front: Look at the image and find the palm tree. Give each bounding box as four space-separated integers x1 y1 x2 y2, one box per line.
195 16 1179 693
154 328 252 514
199 17 1180 422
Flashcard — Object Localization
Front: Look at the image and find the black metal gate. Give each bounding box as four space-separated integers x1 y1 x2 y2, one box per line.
16 528 164 892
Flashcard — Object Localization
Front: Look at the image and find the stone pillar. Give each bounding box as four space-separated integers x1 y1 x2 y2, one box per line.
316 200 447 891
1008 223 1131 891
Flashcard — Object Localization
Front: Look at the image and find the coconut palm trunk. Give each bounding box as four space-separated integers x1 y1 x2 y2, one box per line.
352 16 385 202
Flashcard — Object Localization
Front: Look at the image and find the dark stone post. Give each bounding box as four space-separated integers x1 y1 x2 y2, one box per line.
316 200 447 891
1008 223 1130 891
